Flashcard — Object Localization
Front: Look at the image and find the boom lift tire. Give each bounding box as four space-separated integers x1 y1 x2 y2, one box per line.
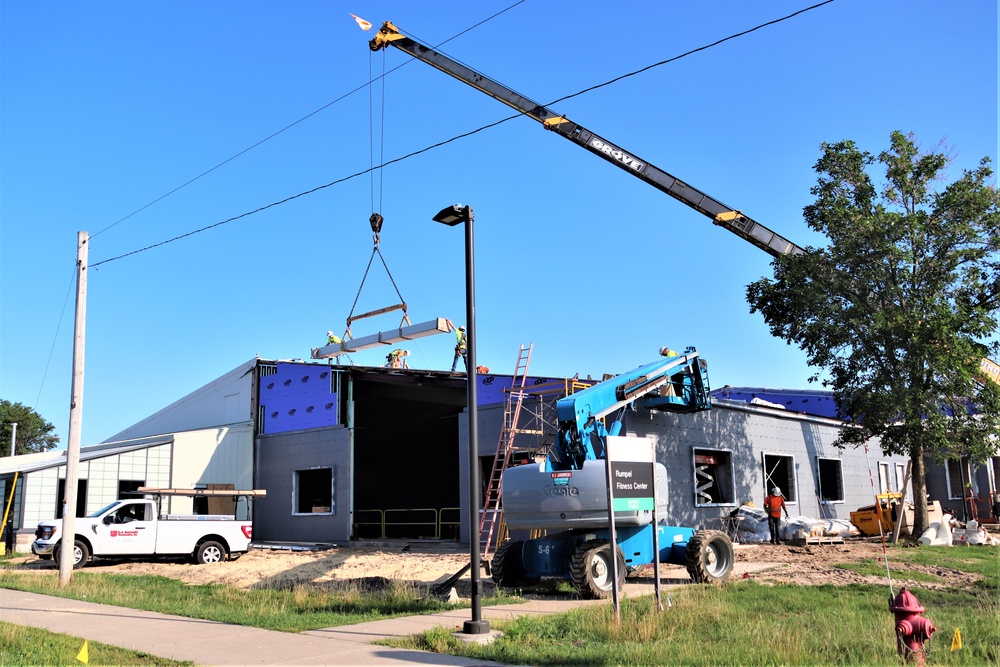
195 540 226 564
491 540 538 589
685 530 733 583
570 539 626 599
54 539 89 569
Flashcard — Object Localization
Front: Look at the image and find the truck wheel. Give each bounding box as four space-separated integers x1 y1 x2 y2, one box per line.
685 530 733 583
570 539 625 599
54 539 89 569
196 540 226 564
492 540 537 588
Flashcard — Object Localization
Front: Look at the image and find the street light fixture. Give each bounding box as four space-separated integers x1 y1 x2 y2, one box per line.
432 203 490 636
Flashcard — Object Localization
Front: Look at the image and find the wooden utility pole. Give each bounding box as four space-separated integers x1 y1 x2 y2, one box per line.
59 231 88 586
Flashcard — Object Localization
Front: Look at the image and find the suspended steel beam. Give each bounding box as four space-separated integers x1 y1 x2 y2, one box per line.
311 318 451 359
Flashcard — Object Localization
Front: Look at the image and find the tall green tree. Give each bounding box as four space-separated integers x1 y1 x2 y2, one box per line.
0 401 60 456
747 131 1000 535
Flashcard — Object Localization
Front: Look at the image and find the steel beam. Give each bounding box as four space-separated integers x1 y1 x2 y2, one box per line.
311 318 451 359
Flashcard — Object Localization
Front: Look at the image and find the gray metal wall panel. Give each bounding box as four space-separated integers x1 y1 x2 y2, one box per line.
619 403 910 530
254 427 351 543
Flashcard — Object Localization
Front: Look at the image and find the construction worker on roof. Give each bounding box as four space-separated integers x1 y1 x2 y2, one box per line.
386 349 410 369
764 487 789 544
327 331 341 345
660 346 681 396
445 319 468 372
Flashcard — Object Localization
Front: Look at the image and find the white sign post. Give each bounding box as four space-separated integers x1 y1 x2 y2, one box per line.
605 436 659 621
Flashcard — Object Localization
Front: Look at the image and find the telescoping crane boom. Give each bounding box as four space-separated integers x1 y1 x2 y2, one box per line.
370 22 1000 386
370 22 803 259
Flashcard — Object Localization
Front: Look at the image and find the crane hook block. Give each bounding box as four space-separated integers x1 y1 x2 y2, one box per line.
369 213 384 235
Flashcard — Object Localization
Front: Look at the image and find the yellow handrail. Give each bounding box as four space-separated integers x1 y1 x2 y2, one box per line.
383 507 438 538
352 509 385 538
1 472 19 549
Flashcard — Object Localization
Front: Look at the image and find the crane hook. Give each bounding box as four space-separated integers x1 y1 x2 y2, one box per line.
369 213 384 247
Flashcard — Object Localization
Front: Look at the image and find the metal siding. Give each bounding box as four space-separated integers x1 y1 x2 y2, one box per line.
624 403 910 529
15 442 178 525
105 360 255 441
170 426 254 514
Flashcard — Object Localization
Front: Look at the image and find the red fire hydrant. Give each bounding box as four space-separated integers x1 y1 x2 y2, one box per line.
889 587 936 664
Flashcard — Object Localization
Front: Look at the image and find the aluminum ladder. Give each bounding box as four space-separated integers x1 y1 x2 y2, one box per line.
479 343 533 561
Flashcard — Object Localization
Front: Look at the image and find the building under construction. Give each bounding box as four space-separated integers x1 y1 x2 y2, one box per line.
6 348 996 555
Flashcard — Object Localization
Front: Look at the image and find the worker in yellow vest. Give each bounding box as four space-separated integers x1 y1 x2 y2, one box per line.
386 349 410 369
445 319 468 372
327 331 341 345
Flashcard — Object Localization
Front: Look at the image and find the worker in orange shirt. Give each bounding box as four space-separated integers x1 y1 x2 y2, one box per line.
764 487 789 544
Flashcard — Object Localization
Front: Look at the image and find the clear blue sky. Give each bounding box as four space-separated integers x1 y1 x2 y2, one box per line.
2 1 997 448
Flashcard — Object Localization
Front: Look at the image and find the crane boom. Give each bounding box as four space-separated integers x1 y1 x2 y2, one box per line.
371 22 1000 385
370 22 803 258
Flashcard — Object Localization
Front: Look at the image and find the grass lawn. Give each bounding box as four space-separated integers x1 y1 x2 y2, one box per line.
0 621 192 666
391 580 998 666
2 544 998 666
0 568 475 633
387 544 999 666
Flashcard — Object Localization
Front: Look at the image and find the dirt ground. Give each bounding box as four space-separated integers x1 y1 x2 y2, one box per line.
9 537 984 595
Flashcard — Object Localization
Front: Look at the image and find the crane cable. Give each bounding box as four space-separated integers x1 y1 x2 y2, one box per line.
90 0 833 269
369 42 387 220
342 45 406 339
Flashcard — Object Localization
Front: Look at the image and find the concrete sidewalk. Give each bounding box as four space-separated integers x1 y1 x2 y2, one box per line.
1 589 504 666
1 561 777 666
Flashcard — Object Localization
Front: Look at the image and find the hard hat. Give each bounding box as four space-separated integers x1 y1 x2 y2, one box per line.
772 487 781 495
459 325 465 331
327 330 333 335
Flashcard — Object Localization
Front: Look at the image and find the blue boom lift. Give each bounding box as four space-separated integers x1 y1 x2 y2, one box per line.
495 347 733 597
368 24 738 597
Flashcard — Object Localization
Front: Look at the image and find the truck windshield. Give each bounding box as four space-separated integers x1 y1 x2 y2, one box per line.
90 501 123 517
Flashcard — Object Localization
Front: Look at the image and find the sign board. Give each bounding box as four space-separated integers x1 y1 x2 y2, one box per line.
603 435 661 621
607 436 655 512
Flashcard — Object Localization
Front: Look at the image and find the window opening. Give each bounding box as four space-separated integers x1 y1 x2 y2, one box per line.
895 463 907 496
762 454 796 502
118 480 145 500
693 448 735 505
816 458 844 503
56 479 88 518
878 462 890 493
294 468 334 515
946 458 972 500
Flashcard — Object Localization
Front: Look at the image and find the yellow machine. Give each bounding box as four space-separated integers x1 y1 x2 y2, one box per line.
851 493 903 536
851 493 944 536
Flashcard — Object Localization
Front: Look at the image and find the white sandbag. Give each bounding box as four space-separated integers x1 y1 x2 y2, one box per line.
954 526 997 546
918 517 954 546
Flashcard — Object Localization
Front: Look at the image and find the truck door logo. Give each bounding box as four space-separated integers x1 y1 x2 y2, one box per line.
110 530 139 537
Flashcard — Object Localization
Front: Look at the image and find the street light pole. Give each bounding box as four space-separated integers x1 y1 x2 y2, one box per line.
432 204 490 635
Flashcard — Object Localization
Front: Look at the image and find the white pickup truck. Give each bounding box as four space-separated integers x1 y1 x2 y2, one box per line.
32 488 264 568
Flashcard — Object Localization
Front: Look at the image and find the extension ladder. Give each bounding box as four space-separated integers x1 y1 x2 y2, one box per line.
479 344 533 560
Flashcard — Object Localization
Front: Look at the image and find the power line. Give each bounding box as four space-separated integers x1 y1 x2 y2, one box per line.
34 267 77 411
90 1 529 241
91 0 833 268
